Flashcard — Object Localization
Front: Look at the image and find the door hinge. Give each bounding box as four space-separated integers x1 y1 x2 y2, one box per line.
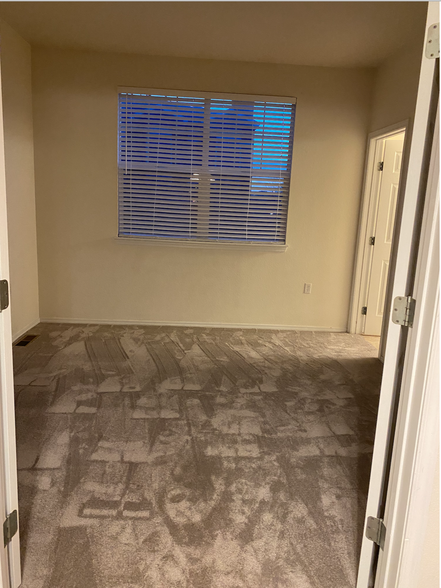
361 306 367 315
369 236 375 246
392 296 416 328
0 280 8 312
3 510 18 547
366 516 386 550
378 161 384 171
425 23 440 59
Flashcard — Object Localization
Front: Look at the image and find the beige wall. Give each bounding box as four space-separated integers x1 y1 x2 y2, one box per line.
32 48 374 328
0 20 39 339
369 38 425 133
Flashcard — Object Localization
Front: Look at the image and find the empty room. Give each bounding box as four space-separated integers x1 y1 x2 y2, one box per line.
0 2 438 588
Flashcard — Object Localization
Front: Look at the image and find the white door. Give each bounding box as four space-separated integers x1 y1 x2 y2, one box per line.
375 104 439 588
356 3 438 587
0 51 21 588
364 135 405 335
0 454 11 588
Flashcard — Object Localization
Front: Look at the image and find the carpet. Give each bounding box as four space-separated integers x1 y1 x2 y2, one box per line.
13 323 382 588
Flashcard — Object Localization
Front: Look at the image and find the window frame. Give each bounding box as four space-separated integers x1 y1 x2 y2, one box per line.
116 86 297 252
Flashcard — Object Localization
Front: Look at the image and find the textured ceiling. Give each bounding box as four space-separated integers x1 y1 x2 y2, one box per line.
0 2 428 68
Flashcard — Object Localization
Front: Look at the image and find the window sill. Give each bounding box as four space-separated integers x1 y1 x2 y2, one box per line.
115 237 288 252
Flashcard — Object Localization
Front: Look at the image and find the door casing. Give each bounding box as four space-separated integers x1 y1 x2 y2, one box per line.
0 46 21 588
349 122 408 358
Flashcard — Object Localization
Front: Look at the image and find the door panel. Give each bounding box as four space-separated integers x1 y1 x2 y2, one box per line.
376 259 389 317
365 137 404 335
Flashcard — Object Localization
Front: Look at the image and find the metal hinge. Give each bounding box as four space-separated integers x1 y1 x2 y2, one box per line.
426 23 440 59
392 296 416 328
378 161 384 171
369 236 375 246
0 280 8 312
3 510 17 547
366 516 386 550
361 306 367 315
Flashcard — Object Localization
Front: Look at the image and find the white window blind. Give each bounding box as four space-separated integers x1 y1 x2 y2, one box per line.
118 89 296 245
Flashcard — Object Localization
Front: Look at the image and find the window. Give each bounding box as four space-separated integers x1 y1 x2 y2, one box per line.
118 88 296 247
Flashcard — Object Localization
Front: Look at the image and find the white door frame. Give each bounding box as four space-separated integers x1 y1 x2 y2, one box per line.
348 121 408 349
356 3 438 586
0 47 21 588
375 104 439 588
0 433 11 588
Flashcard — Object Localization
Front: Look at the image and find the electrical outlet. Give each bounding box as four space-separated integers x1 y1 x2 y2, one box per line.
304 283 312 294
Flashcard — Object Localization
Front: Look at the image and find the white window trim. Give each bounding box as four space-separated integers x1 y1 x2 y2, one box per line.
117 86 297 105
114 236 288 253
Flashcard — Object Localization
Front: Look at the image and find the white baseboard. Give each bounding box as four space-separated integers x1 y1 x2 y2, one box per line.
40 316 346 332
12 318 40 343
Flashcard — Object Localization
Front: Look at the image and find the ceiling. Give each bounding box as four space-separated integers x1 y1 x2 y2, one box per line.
0 2 428 68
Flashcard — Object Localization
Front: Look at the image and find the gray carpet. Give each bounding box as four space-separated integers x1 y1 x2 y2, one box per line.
13 323 382 588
